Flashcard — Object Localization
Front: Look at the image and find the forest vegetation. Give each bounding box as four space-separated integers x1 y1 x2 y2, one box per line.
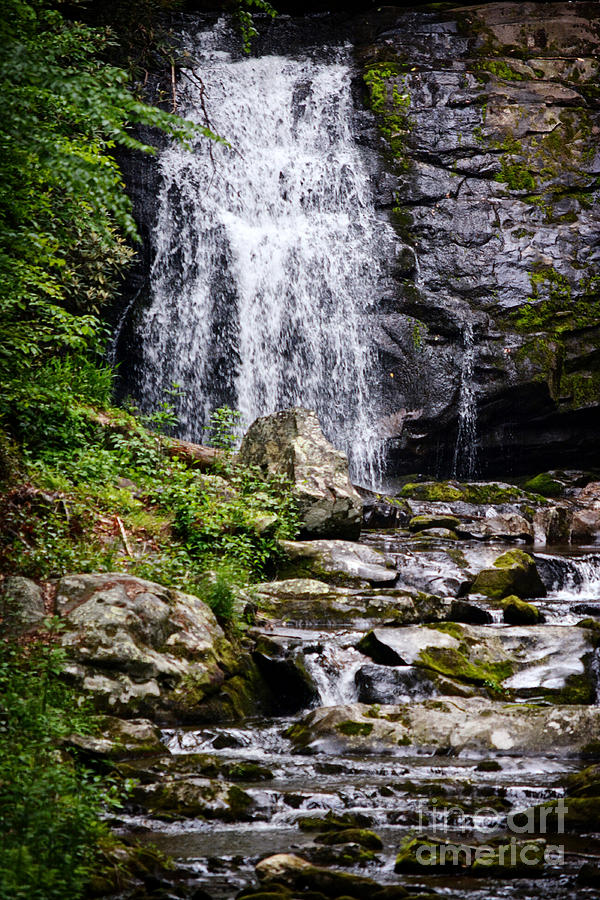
0 3 292 896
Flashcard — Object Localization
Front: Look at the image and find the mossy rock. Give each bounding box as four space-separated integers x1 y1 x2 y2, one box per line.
395 834 544 875
470 549 546 599
297 811 373 832
336 720 373 737
501 595 542 624
512 797 600 833
563 764 600 798
399 481 534 504
475 759 502 772
408 514 461 532
315 828 383 850
411 528 458 540
523 473 564 497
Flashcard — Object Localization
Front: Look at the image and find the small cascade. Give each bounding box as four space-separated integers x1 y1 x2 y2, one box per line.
130 26 394 485
537 553 600 599
452 321 478 479
303 641 363 707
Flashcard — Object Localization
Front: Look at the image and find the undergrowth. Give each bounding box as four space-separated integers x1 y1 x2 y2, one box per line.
0 357 299 621
0 637 118 900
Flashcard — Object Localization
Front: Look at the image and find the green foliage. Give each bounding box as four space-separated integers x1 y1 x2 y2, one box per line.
205 405 243 451
236 0 277 55
0 638 117 899
0 0 220 434
1 372 299 601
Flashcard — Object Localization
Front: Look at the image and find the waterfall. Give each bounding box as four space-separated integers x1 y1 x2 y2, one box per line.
132 26 394 486
452 321 478 479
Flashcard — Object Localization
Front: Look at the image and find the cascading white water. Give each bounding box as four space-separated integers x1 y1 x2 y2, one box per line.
452 321 478 479
135 27 394 485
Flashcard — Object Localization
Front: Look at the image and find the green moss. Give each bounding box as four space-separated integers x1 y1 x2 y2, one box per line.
418 646 513 693
494 159 536 192
475 759 502 772
363 62 412 171
399 480 535 504
523 473 564 497
316 828 383 850
501 595 542 625
427 622 465 640
336 720 373 737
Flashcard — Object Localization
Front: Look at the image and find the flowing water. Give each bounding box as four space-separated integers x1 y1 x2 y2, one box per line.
132 26 393 485
452 321 478 480
121 535 600 898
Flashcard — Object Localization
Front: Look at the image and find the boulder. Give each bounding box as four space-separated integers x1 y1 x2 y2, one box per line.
356 624 595 702
57 573 262 721
408 514 461 532
457 513 534 543
237 408 362 539
255 853 407 898
501 595 543 625
395 834 545 876
66 716 164 760
287 700 600 756
278 540 397 587
469 549 546 599
571 507 600 543
355 663 480 704
1 576 45 634
132 778 258 821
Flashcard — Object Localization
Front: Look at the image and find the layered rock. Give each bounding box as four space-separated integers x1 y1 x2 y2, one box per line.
357 623 596 703
359 2 600 476
287 700 600 756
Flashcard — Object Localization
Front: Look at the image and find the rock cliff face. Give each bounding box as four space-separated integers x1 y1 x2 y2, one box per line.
115 2 600 482
358 1 600 477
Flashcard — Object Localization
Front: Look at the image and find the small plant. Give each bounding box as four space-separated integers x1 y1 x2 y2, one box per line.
205 406 243 451
141 382 182 436
236 0 277 55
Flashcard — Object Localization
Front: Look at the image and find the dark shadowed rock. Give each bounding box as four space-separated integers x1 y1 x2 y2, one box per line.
1 576 45 634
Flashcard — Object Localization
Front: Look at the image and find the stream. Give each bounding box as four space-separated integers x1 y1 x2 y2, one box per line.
120 533 600 899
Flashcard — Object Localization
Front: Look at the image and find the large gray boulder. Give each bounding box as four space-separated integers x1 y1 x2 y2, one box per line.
253 577 449 626
357 623 596 703
237 408 362 539
278 539 398 588
288 700 600 757
56 573 261 722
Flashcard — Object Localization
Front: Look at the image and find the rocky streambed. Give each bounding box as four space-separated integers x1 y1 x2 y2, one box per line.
43 479 599 899
5 413 600 898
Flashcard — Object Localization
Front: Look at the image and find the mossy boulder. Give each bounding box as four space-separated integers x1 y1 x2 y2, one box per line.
237 408 363 539
395 834 544 875
0 576 45 635
278 539 398 587
297 811 373 832
470 549 546 600
408 514 461 532
563 764 600 798
287 700 600 756
255 853 407 898
132 778 256 822
315 828 383 851
501 595 543 625
56 573 263 722
523 473 564 497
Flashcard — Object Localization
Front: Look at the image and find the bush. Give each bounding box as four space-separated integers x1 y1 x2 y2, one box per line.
0 638 117 900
